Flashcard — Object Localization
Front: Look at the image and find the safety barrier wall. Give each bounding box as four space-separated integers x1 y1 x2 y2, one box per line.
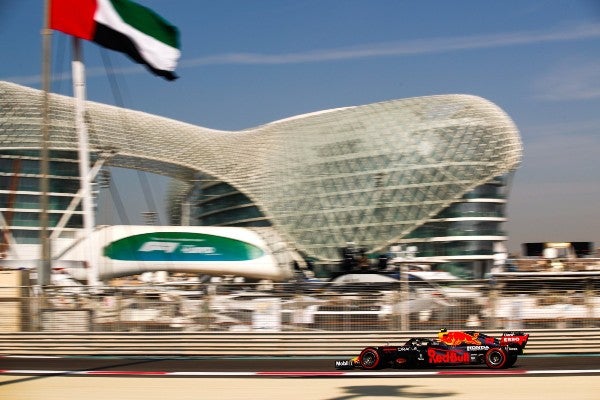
1 329 599 356
0 275 599 333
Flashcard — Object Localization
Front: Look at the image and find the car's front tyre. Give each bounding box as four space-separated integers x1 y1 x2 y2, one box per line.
359 347 381 369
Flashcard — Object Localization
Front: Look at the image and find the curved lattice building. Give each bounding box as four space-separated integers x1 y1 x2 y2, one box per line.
0 81 522 278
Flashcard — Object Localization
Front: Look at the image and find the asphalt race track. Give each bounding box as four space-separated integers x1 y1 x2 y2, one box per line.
1 355 599 400
1 354 599 374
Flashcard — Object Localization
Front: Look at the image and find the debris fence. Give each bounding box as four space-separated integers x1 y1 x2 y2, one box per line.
1 275 599 333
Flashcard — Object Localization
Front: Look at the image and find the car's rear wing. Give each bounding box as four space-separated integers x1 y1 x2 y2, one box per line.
500 332 529 348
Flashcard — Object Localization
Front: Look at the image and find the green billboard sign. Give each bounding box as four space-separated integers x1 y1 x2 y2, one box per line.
103 232 265 262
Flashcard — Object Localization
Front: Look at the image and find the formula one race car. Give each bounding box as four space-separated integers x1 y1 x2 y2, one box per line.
335 330 529 370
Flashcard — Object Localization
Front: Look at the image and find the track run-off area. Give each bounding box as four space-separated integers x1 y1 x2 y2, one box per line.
1 354 599 399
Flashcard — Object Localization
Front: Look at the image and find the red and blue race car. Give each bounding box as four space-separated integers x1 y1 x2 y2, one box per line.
335 330 529 370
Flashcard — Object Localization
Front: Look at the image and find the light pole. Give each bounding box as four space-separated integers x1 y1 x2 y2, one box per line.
400 260 409 331
397 245 419 331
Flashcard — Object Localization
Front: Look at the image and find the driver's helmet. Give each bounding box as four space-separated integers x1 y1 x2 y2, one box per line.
438 328 448 341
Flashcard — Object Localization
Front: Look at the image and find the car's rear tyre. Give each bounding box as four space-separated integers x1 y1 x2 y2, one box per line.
485 348 508 369
359 347 381 369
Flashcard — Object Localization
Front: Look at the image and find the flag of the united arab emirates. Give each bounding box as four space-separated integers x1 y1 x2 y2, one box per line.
50 0 180 81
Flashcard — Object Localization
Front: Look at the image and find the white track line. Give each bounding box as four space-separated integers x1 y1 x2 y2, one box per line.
0 369 599 377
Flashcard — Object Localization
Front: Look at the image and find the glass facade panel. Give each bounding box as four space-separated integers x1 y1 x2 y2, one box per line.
198 192 252 214
0 148 90 244
462 184 504 199
9 212 83 228
437 202 504 218
0 194 40 210
200 206 266 226
11 230 43 244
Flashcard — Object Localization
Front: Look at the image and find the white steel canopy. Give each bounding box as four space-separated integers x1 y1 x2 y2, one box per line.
0 81 522 260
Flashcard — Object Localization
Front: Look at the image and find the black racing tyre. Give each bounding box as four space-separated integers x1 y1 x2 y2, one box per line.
359 347 381 370
485 348 508 369
506 353 518 368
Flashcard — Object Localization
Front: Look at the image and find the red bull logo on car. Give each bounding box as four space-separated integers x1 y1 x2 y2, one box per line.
427 348 470 364
438 331 481 346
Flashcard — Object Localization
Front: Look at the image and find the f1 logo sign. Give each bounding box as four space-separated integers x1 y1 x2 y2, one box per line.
138 241 178 253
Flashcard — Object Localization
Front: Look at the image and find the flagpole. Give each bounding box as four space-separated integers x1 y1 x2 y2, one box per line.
71 37 98 286
39 0 52 287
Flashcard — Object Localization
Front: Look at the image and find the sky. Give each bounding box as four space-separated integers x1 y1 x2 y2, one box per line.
1 0 599 254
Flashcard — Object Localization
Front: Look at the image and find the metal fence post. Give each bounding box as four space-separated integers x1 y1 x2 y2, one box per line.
488 280 498 330
585 278 594 328
400 263 410 331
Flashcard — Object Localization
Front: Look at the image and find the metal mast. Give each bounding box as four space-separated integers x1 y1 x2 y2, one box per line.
39 0 52 287
72 38 98 286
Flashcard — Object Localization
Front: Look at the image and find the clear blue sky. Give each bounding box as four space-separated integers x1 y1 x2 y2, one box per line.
1 0 599 253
